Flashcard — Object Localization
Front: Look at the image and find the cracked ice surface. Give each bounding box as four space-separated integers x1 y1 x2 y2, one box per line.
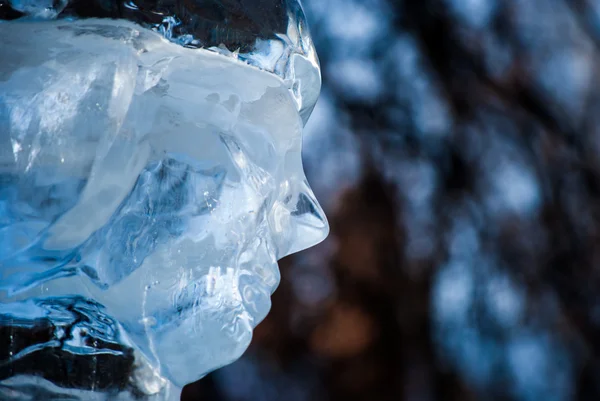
0 18 327 398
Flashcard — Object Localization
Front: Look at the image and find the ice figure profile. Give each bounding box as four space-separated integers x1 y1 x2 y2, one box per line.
0 1 327 399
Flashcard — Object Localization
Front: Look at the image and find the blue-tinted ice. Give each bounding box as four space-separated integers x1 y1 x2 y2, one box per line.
0 4 326 399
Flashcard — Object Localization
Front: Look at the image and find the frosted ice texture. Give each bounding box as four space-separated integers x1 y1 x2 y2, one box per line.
0 17 327 400
0 0 321 125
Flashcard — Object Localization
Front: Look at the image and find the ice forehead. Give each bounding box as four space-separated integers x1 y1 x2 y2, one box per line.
0 0 321 123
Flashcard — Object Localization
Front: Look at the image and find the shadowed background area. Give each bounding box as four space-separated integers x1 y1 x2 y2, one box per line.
183 0 600 400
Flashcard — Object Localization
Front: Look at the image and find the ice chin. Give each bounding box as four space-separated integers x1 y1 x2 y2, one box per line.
0 19 328 394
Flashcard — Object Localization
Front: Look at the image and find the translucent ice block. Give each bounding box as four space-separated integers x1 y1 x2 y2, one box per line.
0 17 327 399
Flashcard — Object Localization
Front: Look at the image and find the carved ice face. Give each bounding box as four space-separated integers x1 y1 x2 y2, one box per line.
0 20 327 386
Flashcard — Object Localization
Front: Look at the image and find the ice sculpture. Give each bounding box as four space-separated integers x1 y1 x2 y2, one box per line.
0 1 327 399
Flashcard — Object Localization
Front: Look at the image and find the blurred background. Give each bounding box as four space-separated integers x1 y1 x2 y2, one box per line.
183 0 600 400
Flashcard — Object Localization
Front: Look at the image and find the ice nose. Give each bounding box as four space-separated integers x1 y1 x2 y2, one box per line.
270 178 329 259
